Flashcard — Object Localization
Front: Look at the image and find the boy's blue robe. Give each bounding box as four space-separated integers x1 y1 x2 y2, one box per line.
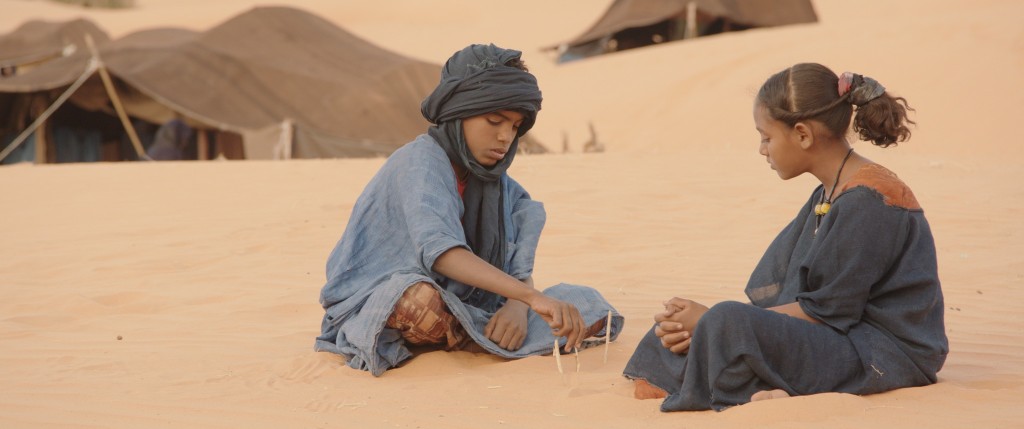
316 135 623 376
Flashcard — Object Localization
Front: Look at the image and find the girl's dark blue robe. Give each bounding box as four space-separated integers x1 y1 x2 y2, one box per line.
624 164 948 411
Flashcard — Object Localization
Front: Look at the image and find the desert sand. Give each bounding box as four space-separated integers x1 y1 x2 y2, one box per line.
2 0 1023 428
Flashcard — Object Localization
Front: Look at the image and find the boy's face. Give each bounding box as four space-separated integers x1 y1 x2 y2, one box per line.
462 110 524 167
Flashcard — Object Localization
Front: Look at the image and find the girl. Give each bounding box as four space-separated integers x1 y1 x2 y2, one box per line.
315 44 622 376
623 63 948 410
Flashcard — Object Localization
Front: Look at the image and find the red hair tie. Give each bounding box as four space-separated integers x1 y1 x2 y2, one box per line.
838 72 856 96
839 72 886 106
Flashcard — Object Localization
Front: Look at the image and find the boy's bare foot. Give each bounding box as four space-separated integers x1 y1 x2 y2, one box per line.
750 389 790 402
633 379 668 400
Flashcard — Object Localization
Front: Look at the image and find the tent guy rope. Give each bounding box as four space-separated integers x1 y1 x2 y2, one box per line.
84 34 150 161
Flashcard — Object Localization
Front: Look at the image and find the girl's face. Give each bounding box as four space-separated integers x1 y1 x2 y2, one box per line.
754 103 808 180
462 110 524 167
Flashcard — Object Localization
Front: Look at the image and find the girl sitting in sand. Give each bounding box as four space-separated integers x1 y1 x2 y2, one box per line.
315 44 622 376
623 63 948 410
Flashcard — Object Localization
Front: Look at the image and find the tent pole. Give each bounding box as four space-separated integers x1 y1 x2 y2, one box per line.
214 132 223 159
97 66 149 161
283 119 293 160
197 130 209 160
85 35 151 161
35 118 47 163
0 59 97 164
686 2 698 39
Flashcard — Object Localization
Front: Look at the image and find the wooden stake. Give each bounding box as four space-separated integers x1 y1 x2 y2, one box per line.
553 338 563 374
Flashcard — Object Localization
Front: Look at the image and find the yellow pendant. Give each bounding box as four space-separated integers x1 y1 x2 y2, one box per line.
819 202 831 215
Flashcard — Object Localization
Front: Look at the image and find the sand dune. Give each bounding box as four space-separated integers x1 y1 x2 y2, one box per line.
2 0 1024 428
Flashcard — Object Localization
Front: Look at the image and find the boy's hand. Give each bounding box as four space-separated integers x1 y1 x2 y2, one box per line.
485 300 529 351
525 291 586 352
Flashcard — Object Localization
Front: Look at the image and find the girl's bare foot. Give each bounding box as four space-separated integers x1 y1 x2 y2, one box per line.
633 379 669 400
750 389 790 402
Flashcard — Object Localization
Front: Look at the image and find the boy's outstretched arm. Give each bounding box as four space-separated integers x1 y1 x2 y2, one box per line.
433 247 585 351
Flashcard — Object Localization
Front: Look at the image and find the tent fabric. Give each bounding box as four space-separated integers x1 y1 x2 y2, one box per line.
1 6 442 159
0 19 107 92
556 0 818 48
0 18 109 69
102 6 442 157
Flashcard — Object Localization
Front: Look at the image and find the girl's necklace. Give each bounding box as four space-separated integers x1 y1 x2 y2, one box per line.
814 148 854 233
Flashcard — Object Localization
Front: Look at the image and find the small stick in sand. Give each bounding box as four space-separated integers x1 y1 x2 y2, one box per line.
604 310 613 363
554 338 564 374
574 347 581 372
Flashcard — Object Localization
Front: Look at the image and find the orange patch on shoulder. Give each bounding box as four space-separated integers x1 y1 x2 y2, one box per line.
839 164 921 210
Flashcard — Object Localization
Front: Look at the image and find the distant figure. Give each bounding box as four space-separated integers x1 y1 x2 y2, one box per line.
314 44 622 376
146 119 192 160
624 63 947 411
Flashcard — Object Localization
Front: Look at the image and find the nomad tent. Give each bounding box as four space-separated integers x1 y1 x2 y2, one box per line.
0 6 447 163
0 18 116 163
547 0 817 63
